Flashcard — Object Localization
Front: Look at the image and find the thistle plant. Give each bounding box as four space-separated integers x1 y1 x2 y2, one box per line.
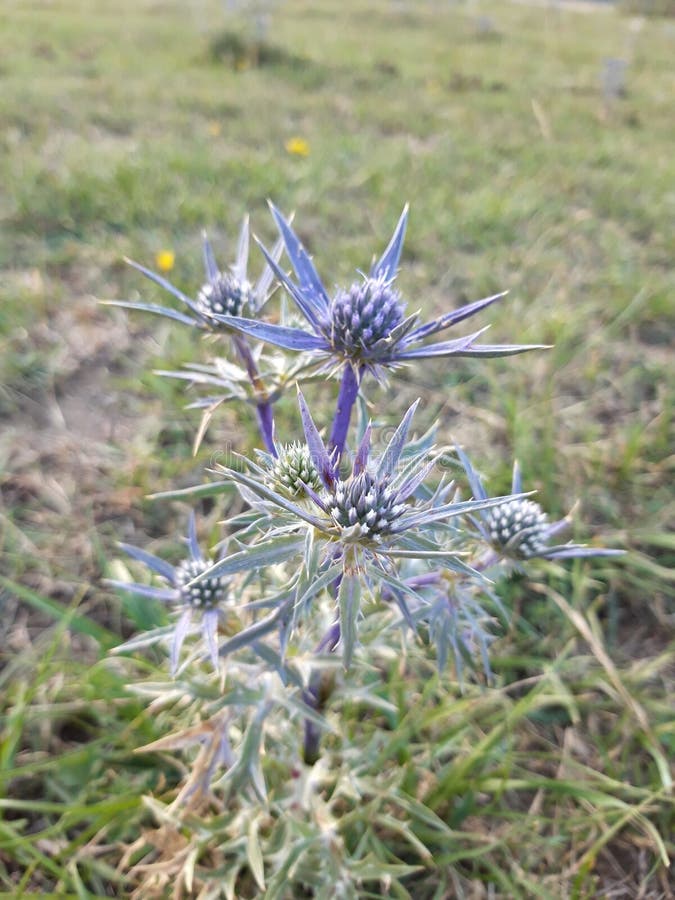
106 203 622 896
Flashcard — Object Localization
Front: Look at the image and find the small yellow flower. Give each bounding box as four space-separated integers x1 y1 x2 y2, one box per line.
155 250 175 273
207 120 222 137
285 137 310 158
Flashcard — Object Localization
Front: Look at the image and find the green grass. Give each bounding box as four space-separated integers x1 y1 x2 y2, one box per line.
0 0 673 895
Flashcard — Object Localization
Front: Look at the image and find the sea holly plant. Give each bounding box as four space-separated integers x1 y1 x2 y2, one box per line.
107 203 622 895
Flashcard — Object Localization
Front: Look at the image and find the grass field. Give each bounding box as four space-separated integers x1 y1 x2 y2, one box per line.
1 0 674 896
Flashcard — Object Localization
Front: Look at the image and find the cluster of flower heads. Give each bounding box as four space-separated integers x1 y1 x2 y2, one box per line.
108 203 621 679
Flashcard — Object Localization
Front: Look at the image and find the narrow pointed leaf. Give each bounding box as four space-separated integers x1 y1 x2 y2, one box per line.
218 602 290 658
202 232 220 281
353 423 372 476
377 399 420 478
213 315 327 352
106 580 177 601
512 460 522 494
197 533 305 581
268 203 330 313
371 204 409 281
395 328 490 360
111 624 178 654
255 235 325 328
544 546 625 559
234 215 250 282
147 480 235 501
186 511 203 562
377 548 481 579
450 342 551 358
101 300 198 327
171 608 193 675
297 389 337 488
395 456 438 501
203 609 220 670
406 292 508 343
253 235 284 310
118 543 176 582
455 445 488 501
398 492 533 530
124 258 202 313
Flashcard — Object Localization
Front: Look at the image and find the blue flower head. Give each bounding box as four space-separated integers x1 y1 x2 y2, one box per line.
214 204 547 377
104 217 282 330
457 448 624 564
108 513 229 674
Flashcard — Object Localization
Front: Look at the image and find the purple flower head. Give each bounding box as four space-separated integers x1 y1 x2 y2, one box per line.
103 217 282 331
328 275 407 366
457 449 624 564
214 204 548 377
108 513 228 674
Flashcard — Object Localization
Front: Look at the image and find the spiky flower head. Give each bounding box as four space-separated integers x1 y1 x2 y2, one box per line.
195 271 252 321
215 203 547 377
104 216 282 331
269 442 323 498
329 275 406 365
457 449 624 563
174 557 229 608
213 394 525 666
484 497 549 559
327 471 407 538
224 393 522 553
108 513 228 673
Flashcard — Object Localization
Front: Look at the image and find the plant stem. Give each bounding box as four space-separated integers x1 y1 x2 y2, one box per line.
328 364 362 460
232 335 277 456
302 620 340 765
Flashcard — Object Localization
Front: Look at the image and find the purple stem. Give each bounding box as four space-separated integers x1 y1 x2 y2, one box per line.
328 364 362 460
405 572 443 590
380 571 443 605
232 335 277 457
302 620 340 764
